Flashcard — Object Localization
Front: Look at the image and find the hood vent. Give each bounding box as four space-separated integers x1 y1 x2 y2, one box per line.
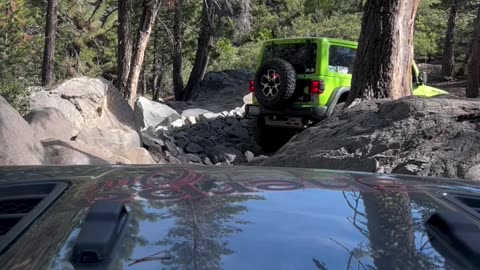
425 193 480 269
0 182 67 255
444 194 480 220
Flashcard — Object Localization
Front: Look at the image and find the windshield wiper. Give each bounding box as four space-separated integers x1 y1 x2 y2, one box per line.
127 250 171 266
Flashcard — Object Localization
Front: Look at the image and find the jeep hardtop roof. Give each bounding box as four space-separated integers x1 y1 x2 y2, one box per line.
264 37 358 47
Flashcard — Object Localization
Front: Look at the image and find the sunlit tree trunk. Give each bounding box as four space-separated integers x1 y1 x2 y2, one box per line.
345 0 420 107
41 0 58 87
126 0 159 107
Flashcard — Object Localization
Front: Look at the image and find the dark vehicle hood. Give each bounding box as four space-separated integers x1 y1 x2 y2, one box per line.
1 165 480 270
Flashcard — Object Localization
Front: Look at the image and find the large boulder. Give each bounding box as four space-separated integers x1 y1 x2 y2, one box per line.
0 96 44 165
135 97 181 131
43 139 155 165
256 96 480 180
76 127 140 149
31 91 81 135
43 140 110 165
181 108 212 118
30 77 140 147
24 107 73 141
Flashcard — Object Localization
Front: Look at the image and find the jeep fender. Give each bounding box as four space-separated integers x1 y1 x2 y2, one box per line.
325 87 350 117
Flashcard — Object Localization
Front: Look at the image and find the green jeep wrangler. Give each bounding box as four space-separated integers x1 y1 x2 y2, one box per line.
245 37 447 151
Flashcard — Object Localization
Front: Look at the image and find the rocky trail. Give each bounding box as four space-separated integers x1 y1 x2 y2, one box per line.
2 66 480 181
0 70 264 167
167 70 253 113
134 69 264 165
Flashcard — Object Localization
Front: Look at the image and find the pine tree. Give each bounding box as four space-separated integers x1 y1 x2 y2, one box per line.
118 0 133 94
441 0 459 79
42 0 58 87
346 0 420 106
467 7 480 98
125 0 160 107
173 0 185 100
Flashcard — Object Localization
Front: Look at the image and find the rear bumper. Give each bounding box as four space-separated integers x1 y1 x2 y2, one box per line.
245 104 327 120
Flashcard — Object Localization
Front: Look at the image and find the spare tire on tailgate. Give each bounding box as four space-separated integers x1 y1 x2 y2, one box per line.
255 58 296 109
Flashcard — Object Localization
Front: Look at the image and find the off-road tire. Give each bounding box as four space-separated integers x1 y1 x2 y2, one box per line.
255 58 297 109
255 116 296 153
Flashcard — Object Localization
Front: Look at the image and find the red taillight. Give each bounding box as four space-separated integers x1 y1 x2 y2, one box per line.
249 80 255 93
310 80 325 95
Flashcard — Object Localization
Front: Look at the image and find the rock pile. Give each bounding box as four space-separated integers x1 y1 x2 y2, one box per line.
139 98 262 165
132 69 263 166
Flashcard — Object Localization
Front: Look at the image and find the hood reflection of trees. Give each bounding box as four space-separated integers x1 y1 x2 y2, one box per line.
112 178 264 270
314 192 445 270
111 202 162 270
157 194 263 270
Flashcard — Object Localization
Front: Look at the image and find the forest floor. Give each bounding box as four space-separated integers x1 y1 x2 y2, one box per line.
418 63 467 97
430 80 467 97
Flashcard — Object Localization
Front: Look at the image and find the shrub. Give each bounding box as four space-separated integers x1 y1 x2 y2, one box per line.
0 78 31 115
210 40 262 72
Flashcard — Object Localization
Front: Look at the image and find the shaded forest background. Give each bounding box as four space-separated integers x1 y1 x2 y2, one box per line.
0 0 478 113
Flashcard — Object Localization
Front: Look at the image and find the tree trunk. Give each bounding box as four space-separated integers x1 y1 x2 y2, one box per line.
182 0 214 101
173 0 185 100
467 7 480 98
118 0 133 95
41 0 58 87
463 41 473 77
345 0 420 107
141 62 147 97
441 0 458 79
153 68 163 101
152 28 163 101
363 193 418 270
126 0 159 107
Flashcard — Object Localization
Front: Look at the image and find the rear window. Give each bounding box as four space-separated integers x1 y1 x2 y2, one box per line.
263 43 317 74
329 46 356 74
